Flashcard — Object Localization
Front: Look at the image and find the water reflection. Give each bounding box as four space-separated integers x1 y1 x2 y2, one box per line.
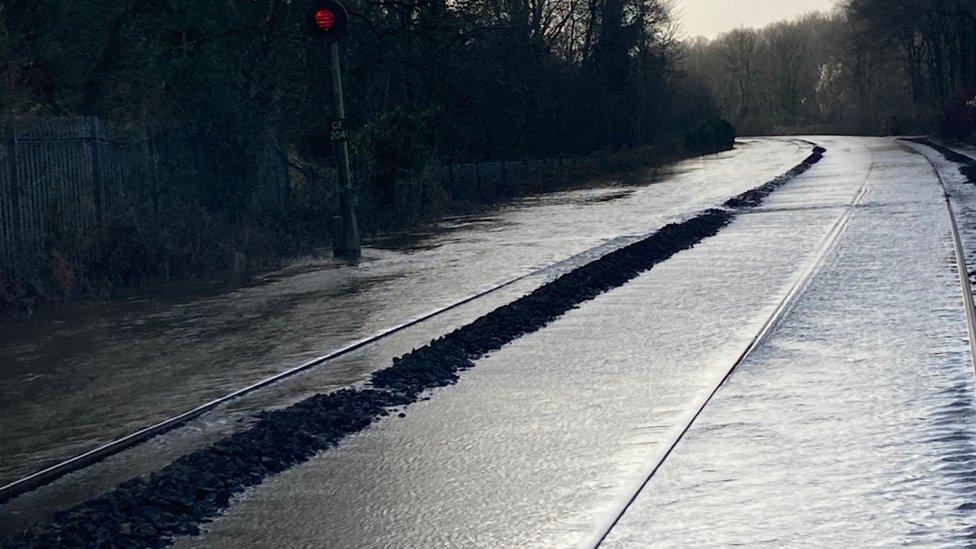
0 139 808 485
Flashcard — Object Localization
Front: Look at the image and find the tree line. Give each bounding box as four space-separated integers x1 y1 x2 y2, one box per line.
0 0 727 207
683 0 976 141
0 0 736 309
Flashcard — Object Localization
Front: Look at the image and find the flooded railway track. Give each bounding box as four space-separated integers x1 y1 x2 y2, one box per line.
5 144 831 547
0 143 818 505
0 228 690 504
917 143 976 375
589 142 976 547
586 151 872 548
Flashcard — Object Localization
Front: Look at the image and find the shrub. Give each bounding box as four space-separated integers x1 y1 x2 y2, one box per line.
684 119 736 155
941 87 976 145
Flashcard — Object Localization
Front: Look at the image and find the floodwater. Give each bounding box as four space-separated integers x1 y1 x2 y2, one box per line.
172 137 976 548
0 138 808 487
603 140 976 546
913 141 976 282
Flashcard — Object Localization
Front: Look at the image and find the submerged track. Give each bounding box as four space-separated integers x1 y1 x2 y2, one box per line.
0 223 701 504
588 142 976 548
0 145 822 504
912 142 976 378
586 155 873 548
5 146 827 547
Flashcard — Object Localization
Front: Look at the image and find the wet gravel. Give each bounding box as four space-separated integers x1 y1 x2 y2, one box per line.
906 138 976 184
5 147 824 547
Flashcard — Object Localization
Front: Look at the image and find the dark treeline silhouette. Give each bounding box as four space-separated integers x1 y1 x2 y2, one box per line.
1 0 723 203
0 0 731 310
684 0 976 141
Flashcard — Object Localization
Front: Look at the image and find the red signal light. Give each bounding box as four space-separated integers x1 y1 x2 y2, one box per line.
307 1 348 42
314 8 336 31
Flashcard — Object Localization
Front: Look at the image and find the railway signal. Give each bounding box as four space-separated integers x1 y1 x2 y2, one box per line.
307 0 349 43
308 0 360 260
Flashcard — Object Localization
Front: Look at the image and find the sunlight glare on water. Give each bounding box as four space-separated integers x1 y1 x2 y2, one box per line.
602 140 976 547
0 139 807 486
175 138 915 548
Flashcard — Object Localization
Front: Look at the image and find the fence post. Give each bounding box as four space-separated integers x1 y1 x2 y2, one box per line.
143 123 162 216
143 123 156 215
88 116 104 224
8 125 21 248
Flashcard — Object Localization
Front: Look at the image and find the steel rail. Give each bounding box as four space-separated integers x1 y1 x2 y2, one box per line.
910 142 976 378
584 148 866 549
0 252 584 503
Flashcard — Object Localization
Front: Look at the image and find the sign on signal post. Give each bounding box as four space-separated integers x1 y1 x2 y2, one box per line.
308 0 360 260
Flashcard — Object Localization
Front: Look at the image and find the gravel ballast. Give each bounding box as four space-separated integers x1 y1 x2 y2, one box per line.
905 138 976 184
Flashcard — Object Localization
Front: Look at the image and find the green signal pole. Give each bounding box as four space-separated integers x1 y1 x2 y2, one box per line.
330 41 361 261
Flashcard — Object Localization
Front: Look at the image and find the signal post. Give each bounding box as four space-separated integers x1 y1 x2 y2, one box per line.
309 0 361 261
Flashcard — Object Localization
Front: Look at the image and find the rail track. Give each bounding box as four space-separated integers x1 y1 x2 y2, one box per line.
0 211 705 505
586 140 976 548
585 157 872 548
913 142 976 376
0 137 819 507
4 142 834 547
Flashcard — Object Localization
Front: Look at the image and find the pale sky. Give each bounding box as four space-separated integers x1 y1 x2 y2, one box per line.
675 0 839 39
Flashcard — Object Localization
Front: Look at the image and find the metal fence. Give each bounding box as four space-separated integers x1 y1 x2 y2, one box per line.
0 116 607 272
0 116 181 267
0 116 295 268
